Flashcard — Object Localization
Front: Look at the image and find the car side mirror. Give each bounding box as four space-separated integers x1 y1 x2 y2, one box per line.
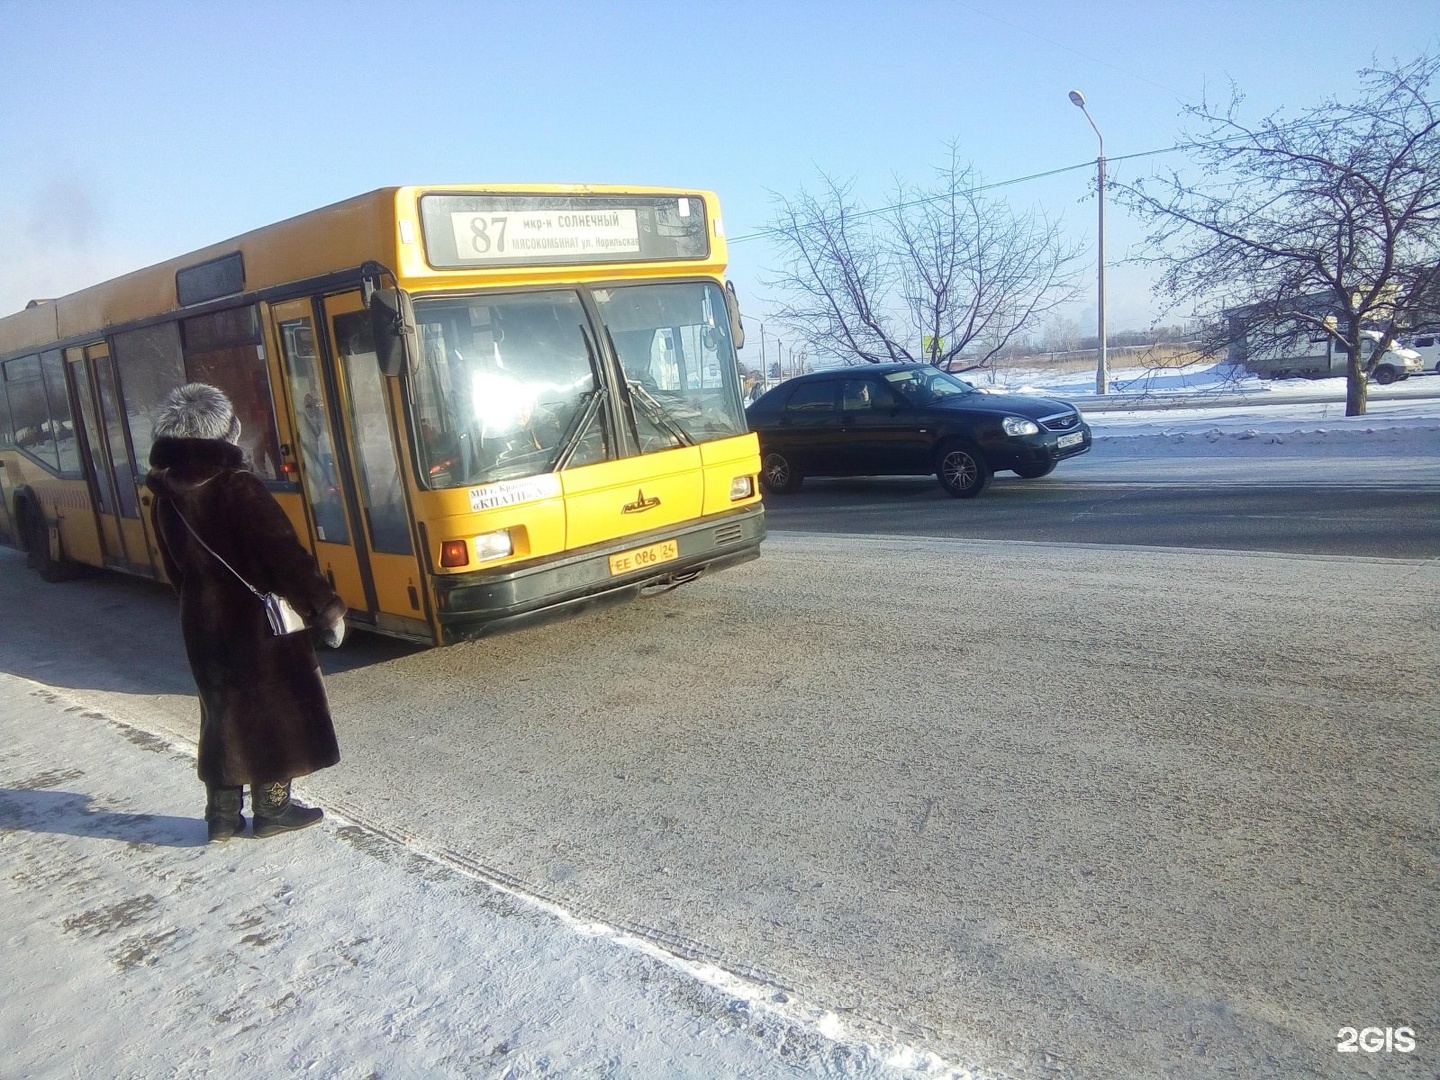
368 288 418 377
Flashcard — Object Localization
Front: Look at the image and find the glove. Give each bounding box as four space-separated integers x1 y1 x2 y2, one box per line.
319 616 346 649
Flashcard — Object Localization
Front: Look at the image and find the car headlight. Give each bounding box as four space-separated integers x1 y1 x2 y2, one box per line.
1002 416 1041 437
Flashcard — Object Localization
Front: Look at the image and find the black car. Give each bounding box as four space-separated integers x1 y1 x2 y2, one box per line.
744 363 1091 498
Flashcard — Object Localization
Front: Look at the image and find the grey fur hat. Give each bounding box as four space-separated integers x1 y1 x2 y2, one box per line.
152 382 242 443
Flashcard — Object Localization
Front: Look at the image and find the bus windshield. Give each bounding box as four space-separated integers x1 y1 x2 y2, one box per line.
410 282 747 489
594 280 747 452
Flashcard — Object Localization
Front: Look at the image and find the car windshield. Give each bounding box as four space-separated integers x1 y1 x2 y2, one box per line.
882 365 978 405
1361 330 1420 360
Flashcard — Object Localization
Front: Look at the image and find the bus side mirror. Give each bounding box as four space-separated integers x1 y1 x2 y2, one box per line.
369 288 417 376
724 279 746 349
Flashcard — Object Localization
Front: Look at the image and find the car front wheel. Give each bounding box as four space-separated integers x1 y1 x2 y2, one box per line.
936 441 991 498
1373 364 1398 385
759 450 803 494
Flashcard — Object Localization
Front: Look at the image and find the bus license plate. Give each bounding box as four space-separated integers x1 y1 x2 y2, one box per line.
609 538 679 576
1057 431 1084 448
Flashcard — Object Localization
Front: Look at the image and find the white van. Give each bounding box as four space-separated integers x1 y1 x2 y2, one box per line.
1366 330 1424 384
1403 333 1440 374
1231 326 1422 383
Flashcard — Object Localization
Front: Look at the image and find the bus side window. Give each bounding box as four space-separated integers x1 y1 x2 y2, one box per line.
181 307 284 481
113 322 186 471
0 368 13 450
40 350 80 474
5 355 61 470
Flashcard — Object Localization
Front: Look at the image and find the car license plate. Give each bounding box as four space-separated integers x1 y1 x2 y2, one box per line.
609 538 679 576
1057 431 1084 449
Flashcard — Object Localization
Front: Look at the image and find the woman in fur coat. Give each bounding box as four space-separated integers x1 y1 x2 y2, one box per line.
146 383 347 843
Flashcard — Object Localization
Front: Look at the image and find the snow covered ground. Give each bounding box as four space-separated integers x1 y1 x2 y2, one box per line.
1021 362 1440 486
1 365 1435 1080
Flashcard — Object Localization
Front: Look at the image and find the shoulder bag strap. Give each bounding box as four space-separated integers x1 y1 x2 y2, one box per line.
164 501 264 599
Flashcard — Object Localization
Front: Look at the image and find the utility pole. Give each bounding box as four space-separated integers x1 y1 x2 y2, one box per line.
1069 89 1109 394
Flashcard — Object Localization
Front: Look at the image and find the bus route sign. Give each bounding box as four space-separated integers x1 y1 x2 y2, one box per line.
449 208 641 262
419 193 709 268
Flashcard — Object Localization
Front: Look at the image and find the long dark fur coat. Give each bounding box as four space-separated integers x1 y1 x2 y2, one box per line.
147 436 345 786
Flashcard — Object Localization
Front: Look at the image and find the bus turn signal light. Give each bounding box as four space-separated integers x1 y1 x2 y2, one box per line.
440 540 470 568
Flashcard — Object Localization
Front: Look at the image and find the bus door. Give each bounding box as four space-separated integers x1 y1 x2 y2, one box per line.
271 299 371 615
320 293 427 629
65 346 121 565
80 343 152 573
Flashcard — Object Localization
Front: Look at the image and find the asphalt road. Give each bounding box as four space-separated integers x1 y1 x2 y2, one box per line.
757 475 1440 558
2 518 1436 1080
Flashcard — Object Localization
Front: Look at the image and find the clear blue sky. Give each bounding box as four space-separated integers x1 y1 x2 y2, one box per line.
2 0 1435 343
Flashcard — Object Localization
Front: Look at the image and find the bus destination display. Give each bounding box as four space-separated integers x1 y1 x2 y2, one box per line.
419 194 708 269
452 208 640 261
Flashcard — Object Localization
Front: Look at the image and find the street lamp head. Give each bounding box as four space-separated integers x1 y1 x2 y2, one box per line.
1068 89 1086 108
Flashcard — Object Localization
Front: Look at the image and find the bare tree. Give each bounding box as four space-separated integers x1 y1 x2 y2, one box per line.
1041 314 1082 354
765 148 1084 373
1123 54 1440 415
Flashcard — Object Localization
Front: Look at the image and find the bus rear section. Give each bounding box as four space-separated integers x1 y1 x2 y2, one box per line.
395 278 764 643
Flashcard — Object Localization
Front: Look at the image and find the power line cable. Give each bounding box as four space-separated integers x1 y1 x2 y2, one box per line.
730 151 1161 244
731 98 1440 245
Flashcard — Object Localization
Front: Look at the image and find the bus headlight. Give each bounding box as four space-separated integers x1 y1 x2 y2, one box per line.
1002 416 1041 437
440 529 514 568
473 529 514 562
730 475 755 500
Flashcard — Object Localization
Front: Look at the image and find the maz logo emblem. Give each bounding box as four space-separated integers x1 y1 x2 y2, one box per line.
622 489 661 514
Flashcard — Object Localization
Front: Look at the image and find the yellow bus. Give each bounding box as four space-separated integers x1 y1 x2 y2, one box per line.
0 185 765 645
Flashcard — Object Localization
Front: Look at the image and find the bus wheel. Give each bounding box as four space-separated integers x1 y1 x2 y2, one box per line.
25 510 77 583
1373 364 1399 385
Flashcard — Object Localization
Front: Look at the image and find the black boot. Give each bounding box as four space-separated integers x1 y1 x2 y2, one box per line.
251 780 323 838
205 784 245 843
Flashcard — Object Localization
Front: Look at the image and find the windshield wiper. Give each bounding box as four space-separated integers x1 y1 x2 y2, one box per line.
605 327 695 447
546 325 611 471
549 387 603 471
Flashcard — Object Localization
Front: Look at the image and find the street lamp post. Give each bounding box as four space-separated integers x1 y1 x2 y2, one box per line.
1069 89 1108 395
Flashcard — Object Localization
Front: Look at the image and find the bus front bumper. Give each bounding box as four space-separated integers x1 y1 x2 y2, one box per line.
433 504 766 644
